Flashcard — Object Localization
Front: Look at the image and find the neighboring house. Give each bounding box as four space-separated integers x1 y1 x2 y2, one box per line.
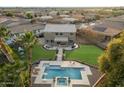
59 14 70 18
104 15 124 30
9 23 45 36
40 16 53 22
82 23 122 49
91 24 122 41
62 17 78 24
63 11 70 14
0 17 45 37
84 13 97 21
0 17 30 27
43 24 76 47
49 11 58 16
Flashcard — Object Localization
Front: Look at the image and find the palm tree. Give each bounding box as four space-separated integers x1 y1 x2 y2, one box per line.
19 70 29 87
0 26 29 87
0 60 29 87
20 32 37 86
0 26 14 62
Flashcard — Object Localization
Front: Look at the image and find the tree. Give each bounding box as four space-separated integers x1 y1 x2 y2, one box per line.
81 13 84 16
69 10 72 14
5 12 13 17
0 26 29 87
95 15 100 20
0 26 14 62
0 26 9 38
98 32 124 87
30 18 37 24
57 12 60 16
19 32 37 86
0 58 29 87
26 13 33 19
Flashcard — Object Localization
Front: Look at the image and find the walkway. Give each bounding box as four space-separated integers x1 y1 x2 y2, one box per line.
56 48 63 61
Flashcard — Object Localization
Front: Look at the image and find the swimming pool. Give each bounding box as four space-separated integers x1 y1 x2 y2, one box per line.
42 65 83 80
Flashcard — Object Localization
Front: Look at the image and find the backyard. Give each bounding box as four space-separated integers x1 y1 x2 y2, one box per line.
65 45 103 65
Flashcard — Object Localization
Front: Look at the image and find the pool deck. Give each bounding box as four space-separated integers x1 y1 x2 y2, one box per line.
32 61 93 87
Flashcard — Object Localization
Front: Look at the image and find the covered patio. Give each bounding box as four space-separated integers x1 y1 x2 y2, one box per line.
54 37 68 46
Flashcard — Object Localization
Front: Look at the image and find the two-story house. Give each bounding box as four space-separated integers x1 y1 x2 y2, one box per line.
43 24 76 47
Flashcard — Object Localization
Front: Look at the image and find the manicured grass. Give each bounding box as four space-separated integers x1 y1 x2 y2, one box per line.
65 45 103 65
32 44 56 62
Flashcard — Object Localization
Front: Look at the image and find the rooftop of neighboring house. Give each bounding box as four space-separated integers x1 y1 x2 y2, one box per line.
0 17 8 23
59 14 70 18
40 16 53 20
49 11 58 15
9 23 45 33
62 17 78 22
105 15 124 22
100 15 124 30
89 24 122 37
71 14 85 20
43 24 76 33
0 16 30 27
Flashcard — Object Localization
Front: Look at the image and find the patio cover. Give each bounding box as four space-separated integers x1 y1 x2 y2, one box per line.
54 37 68 42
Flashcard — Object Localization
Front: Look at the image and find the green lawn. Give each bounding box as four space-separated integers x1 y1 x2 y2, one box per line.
32 44 56 62
65 45 103 65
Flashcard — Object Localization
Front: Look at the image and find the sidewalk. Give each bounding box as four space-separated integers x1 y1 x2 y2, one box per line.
56 48 63 61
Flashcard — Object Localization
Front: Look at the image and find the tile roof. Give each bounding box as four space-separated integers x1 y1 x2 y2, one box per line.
9 23 44 33
43 24 76 32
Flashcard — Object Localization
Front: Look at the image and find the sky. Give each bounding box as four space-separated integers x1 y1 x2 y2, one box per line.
0 0 124 7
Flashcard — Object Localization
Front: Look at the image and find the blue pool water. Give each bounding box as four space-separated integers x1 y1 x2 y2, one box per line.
57 78 67 86
42 65 83 80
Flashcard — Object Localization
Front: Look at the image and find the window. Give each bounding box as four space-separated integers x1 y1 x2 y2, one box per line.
46 40 49 42
56 33 58 35
69 40 73 43
56 33 63 35
70 33 73 35
60 33 63 35
51 40 54 43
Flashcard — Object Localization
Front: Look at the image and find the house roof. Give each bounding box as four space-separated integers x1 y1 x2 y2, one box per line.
90 25 122 37
40 16 53 20
103 27 122 36
9 23 45 33
62 18 78 22
59 15 70 18
106 15 124 23
43 24 76 32
0 17 8 23
92 26 107 32
0 18 30 28
102 15 124 30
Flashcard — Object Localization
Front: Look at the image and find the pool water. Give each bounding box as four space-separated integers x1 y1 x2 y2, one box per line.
42 65 83 80
57 78 67 86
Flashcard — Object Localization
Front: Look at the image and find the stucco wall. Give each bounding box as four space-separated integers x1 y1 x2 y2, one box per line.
43 32 76 46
